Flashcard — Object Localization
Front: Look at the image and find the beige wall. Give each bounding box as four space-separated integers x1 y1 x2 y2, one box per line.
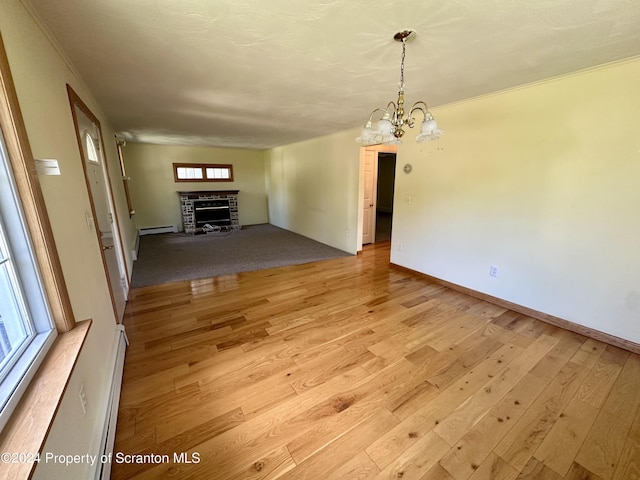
1 1 137 478
391 57 640 344
265 130 361 254
123 142 268 231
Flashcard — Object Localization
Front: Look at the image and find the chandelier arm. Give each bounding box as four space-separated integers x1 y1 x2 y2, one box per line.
386 101 397 115
409 101 429 119
365 107 389 124
382 101 398 127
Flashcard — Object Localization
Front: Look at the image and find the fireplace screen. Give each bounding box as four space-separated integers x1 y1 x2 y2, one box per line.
193 199 231 228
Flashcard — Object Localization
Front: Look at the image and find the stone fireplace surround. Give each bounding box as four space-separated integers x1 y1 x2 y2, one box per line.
178 190 240 234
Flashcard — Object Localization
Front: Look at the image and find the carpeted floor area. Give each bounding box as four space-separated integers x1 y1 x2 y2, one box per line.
130 223 352 287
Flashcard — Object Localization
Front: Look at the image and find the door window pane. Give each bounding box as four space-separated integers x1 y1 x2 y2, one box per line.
85 132 99 164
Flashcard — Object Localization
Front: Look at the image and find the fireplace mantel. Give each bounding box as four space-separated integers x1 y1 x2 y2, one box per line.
178 191 240 234
177 190 239 197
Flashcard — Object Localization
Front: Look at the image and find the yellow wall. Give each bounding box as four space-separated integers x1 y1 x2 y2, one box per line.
0 1 137 478
391 57 640 343
265 129 361 254
123 142 268 230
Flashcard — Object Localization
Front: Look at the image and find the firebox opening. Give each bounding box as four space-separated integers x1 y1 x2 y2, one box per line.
193 199 231 229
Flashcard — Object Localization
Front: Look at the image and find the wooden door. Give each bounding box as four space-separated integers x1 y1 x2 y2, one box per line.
68 86 128 322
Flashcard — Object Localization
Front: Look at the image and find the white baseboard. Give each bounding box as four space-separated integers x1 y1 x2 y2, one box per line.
138 225 177 236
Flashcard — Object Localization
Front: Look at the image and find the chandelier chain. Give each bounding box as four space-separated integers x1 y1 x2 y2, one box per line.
399 39 406 90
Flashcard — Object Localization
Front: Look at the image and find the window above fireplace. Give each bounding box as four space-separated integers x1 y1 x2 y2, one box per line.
173 163 234 182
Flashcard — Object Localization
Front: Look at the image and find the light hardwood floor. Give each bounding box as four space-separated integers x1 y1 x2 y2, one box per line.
113 242 640 480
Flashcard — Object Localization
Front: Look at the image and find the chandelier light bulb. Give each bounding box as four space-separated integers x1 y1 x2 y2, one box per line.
377 116 394 136
416 116 444 142
423 118 437 134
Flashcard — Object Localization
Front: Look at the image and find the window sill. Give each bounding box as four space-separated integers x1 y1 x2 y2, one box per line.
0 319 91 479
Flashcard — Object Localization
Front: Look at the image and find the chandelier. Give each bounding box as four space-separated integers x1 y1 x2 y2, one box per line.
356 30 443 145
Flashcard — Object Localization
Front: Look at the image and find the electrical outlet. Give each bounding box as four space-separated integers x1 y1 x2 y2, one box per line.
398 243 404 252
79 384 88 414
489 265 499 277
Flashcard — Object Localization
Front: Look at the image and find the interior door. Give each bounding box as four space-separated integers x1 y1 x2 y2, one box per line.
68 87 127 322
362 149 377 245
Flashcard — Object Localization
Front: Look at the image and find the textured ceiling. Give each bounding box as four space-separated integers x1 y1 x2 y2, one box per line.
25 0 640 150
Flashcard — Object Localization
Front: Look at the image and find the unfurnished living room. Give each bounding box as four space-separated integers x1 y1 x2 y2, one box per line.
1 1 640 479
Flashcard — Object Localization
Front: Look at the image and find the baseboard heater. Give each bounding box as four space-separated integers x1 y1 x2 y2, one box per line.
138 225 177 235
96 324 128 480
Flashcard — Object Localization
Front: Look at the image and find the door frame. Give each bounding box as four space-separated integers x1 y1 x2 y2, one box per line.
357 144 397 252
67 85 128 322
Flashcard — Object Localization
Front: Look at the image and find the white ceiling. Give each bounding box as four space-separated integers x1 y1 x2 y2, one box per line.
26 0 640 150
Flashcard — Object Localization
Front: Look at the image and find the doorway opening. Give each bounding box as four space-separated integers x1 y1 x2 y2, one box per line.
375 152 397 242
360 144 398 249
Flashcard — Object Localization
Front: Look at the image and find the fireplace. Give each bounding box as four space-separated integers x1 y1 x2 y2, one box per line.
178 190 240 234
